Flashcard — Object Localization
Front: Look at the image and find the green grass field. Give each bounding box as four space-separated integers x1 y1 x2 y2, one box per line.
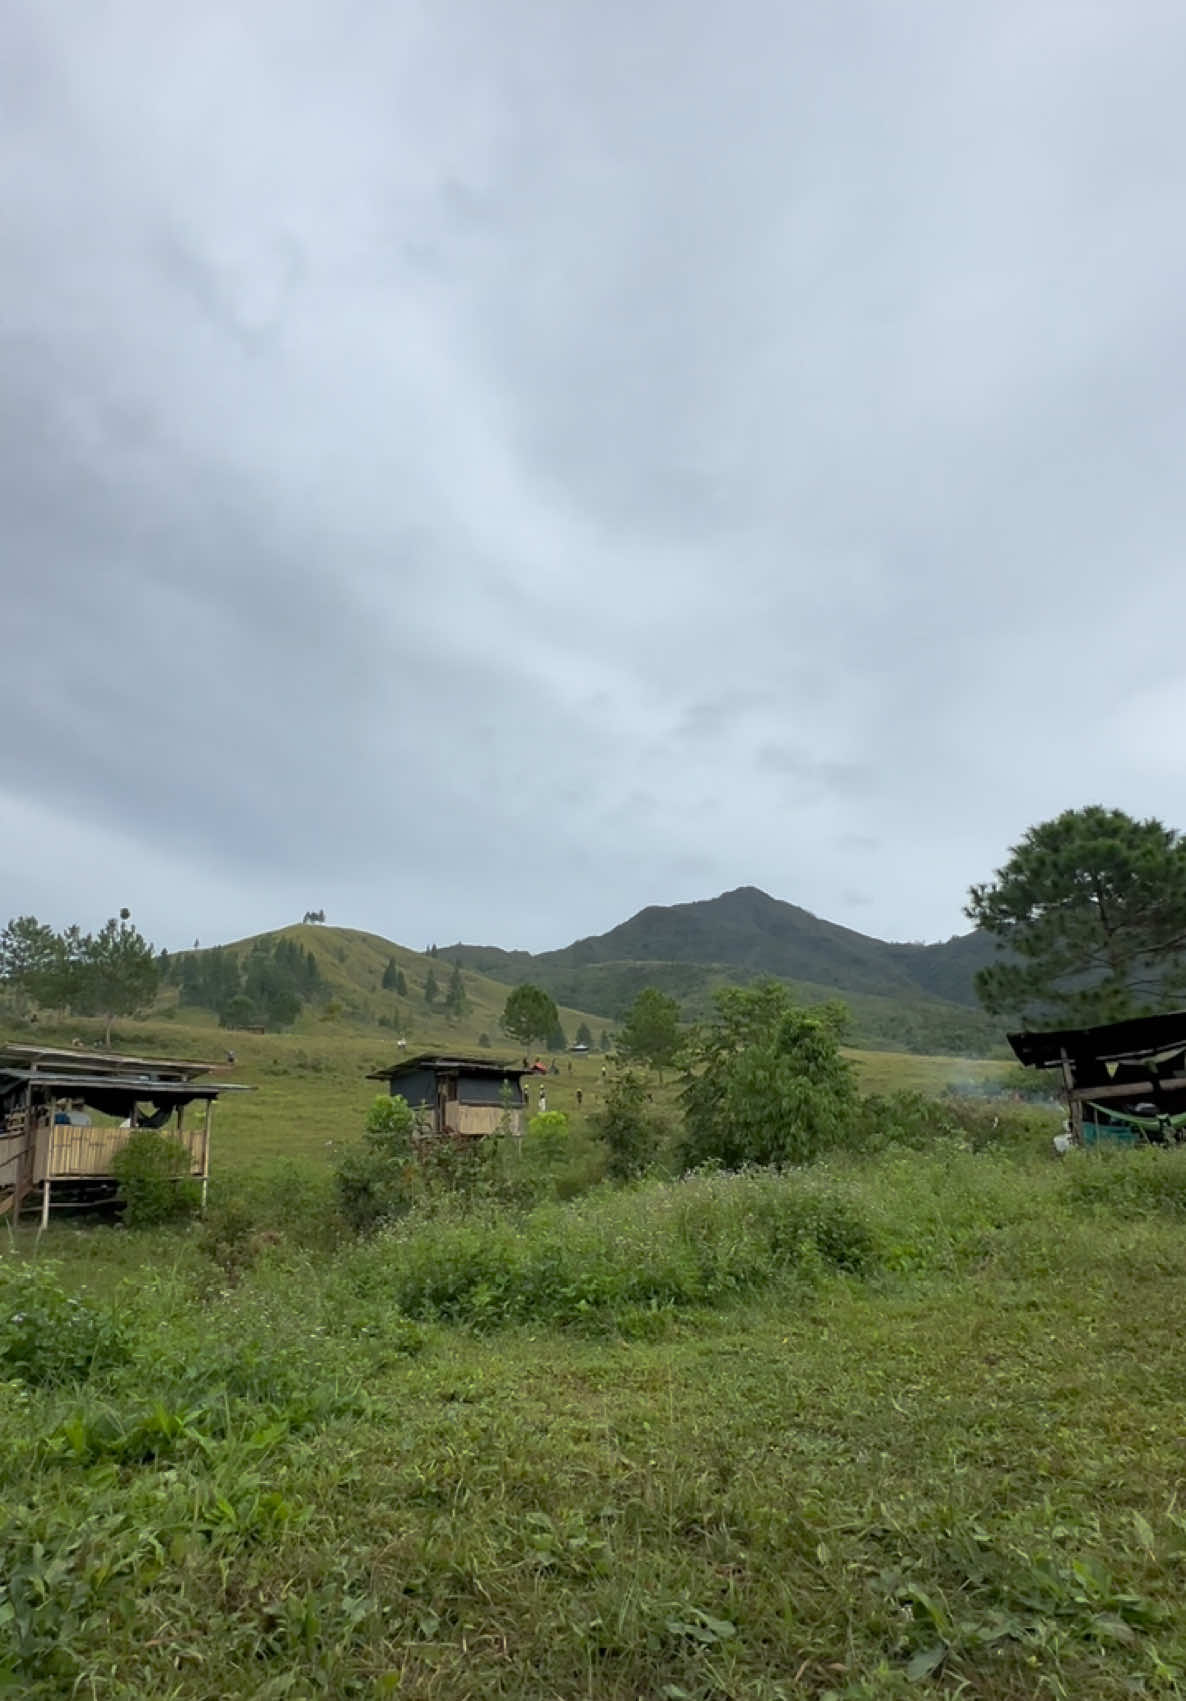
15 1013 1178 1698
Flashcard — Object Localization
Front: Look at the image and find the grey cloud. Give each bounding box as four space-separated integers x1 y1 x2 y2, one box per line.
3 0 1186 954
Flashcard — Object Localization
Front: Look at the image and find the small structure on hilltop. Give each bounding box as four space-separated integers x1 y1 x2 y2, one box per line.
367 1052 526 1139
0 1045 253 1226
1009 1011 1186 1147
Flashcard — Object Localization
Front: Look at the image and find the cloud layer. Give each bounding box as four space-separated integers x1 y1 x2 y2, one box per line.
4 1 1186 951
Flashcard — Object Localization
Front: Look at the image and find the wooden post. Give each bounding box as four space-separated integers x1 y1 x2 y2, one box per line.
201 1098 213 1208
1058 1049 1082 1145
40 1177 50 1232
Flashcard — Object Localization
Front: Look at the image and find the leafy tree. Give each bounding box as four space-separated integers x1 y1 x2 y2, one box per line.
617 987 682 1077
220 993 257 1030
478 1031 492 1047
444 962 469 1023
424 967 440 1008
967 806 1186 1025
396 967 407 997
79 914 161 1045
679 981 855 1171
594 1067 665 1180
502 983 559 1048
0 916 58 1011
546 1022 568 1052
574 1021 593 1048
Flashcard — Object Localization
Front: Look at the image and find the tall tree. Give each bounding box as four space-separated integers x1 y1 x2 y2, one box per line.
616 987 682 1077
501 983 559 1048
966 806 1186 1025
0 916 59 1011
444 962 468 1023
574 1021 593 1048
80 912 161 1045
424 967 440 1008
382 957 399 991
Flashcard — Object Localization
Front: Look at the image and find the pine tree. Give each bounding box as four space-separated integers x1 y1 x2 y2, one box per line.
444 962 468 1022
424 967 439 1007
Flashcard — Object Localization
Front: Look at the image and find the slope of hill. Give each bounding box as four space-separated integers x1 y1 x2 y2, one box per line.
163 925 611 1053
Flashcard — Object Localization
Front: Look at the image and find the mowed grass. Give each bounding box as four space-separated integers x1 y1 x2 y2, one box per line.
7 1146 1186 1697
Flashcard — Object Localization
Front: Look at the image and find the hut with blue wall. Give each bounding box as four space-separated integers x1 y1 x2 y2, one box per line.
367 1053 526 1138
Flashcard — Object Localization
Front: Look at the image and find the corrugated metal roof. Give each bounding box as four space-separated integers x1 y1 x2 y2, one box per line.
0 1044 222 1080
0 1070 251 1097
1008 1010 1186 1070
367 1052 522 1081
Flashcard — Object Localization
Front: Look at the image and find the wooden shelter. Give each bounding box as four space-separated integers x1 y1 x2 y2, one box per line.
1009 1011 1186 1145
367 1053 526 1139
0 1045 252 1225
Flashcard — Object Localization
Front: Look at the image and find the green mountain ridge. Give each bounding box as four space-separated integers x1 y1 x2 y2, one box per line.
446 886 1007 1056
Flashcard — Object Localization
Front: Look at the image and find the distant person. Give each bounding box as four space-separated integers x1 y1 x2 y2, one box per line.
523 1057 529 1070
550 1060 559 1076
225 1049 236 1066
523 1085 531 1110
53 1100 70 1125
539 1090 547 1114
576 1089 583 1107
68 1099 92 1127
568 1061 572 1074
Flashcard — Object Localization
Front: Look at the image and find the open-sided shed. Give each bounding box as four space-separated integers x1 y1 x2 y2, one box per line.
1008 1011 1186 1145
0 1044 252 1224
367 1053 526 1139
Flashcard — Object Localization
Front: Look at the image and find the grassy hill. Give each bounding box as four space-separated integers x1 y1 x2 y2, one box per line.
446 887 1006 1056
164 924 611 1054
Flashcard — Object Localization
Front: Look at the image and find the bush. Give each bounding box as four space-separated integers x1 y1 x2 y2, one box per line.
680 983 857 1171
342 1168 878 1332
0 1258 129 1385
334 1095 418 1233
593 1069 665 1180
112 1130 201 1227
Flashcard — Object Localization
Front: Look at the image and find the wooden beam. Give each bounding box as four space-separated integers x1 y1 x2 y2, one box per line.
1068 1075 1186 1104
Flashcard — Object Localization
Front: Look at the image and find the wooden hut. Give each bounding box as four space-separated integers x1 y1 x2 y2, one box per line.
1009 1011 1186 1145
0 1044 252 1225
366 1053 526 1139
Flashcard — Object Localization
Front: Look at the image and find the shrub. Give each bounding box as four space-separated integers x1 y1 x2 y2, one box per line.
343 1168 878 1332
334 1095 418 1233
593 1069 665 1180
680 983 857 1171
112 1130 201 1227
0 1258 129 1385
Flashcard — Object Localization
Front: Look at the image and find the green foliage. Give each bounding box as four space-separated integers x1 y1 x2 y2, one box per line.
346 1168 875 1331
1065 1147 1186 1218
616 986 682 1072
424 966 439 1007
967 805 1186 1024
477 1031 491 1047
502 982 559 1048
444 961 468 1022
334 1095 418 1232
594 1067 665 1179
525 1109 569 1167
545 1021 568 1052
180 934 321 1029
0 911 160 1039
0 1259 128 1384
111 1131 201 1227
381 956 398 991
574 1021 593 1048
680 980 857 1170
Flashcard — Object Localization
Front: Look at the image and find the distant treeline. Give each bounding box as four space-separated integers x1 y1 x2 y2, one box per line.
165 936 324 1030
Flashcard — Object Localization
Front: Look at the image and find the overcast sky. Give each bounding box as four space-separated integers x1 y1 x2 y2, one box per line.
3 1 1185 954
